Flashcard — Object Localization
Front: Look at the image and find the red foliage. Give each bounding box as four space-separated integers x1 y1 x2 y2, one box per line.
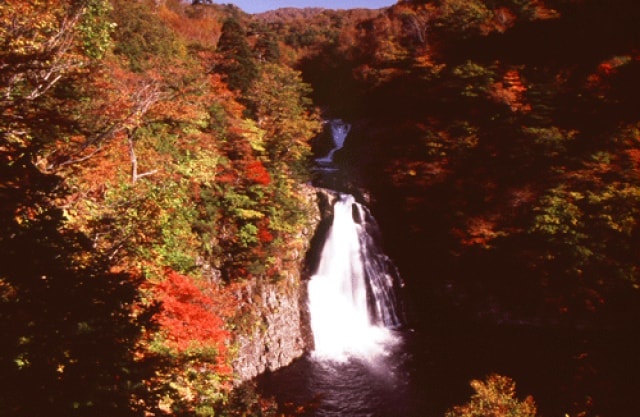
586 55 633 94
245 160 271 185
625 148 640 170
258 228 273 243
153 270 231 370
216 168 238 184
257 219 274 243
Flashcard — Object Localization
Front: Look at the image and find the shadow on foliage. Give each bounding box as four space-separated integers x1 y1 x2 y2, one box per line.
0 151 162 416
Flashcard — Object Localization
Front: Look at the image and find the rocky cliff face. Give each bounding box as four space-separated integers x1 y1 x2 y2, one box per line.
232 275 313 382
232 185 325 382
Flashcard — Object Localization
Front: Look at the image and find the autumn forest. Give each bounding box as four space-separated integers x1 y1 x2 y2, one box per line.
1 0 639 416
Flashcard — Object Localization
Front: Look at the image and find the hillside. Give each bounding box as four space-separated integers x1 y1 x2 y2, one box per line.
1 0 320 415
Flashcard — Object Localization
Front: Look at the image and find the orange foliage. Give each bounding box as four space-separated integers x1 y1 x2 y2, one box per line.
530 0 560 20
0 0 89 103
92 62 166 125
586 55 633 95
387 159 451 188
454 216 503 248
447 374 537 417
157 4 221 48
77 140 130 187
489 69 532 112
490 7 516 33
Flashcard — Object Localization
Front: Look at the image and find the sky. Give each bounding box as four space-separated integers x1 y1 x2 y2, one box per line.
222 0 398 14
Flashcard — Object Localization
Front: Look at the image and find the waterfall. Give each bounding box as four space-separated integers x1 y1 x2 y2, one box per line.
315 119 351 165
308 194 403 361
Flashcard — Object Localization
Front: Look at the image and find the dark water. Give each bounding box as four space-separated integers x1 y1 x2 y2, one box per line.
257 323 640 417
258 331 417 417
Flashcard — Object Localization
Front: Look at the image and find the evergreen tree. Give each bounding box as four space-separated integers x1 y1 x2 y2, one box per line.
216 17 259 96
255 31 281 63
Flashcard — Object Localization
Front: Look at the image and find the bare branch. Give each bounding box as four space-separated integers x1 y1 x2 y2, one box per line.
1 4 86 105
48 80 168 171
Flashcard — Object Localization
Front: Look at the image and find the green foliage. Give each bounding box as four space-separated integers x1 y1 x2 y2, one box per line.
451 61 496 98
446 374 538 417
154 184 202 272
156 353 232 416
522 126 576 157
268 174 315 238
214 382 279 417
216 17 259 95
530 185 592 266
207 102 232 137
246 63 322 173
530 146 640 287
435 0 493 37
110 0 183 71
78 0 116 59
254 29 282 63
238 223 259 247
203 177 270 279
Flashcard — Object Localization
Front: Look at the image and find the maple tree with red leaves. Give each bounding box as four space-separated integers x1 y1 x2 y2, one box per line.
152 270 232 373
245 160 271 186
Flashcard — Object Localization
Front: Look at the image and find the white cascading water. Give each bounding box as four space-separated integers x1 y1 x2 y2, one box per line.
315 119 351 165
256 120 410 416
308 194 403 361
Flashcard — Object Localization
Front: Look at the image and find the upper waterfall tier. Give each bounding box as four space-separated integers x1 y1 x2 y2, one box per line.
315 119 351 166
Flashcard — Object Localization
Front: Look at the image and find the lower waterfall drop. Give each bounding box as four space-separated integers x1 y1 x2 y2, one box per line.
308 194 403 361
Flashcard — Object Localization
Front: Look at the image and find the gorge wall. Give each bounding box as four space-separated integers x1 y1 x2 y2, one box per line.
232 186 335 382
232 274 312 382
